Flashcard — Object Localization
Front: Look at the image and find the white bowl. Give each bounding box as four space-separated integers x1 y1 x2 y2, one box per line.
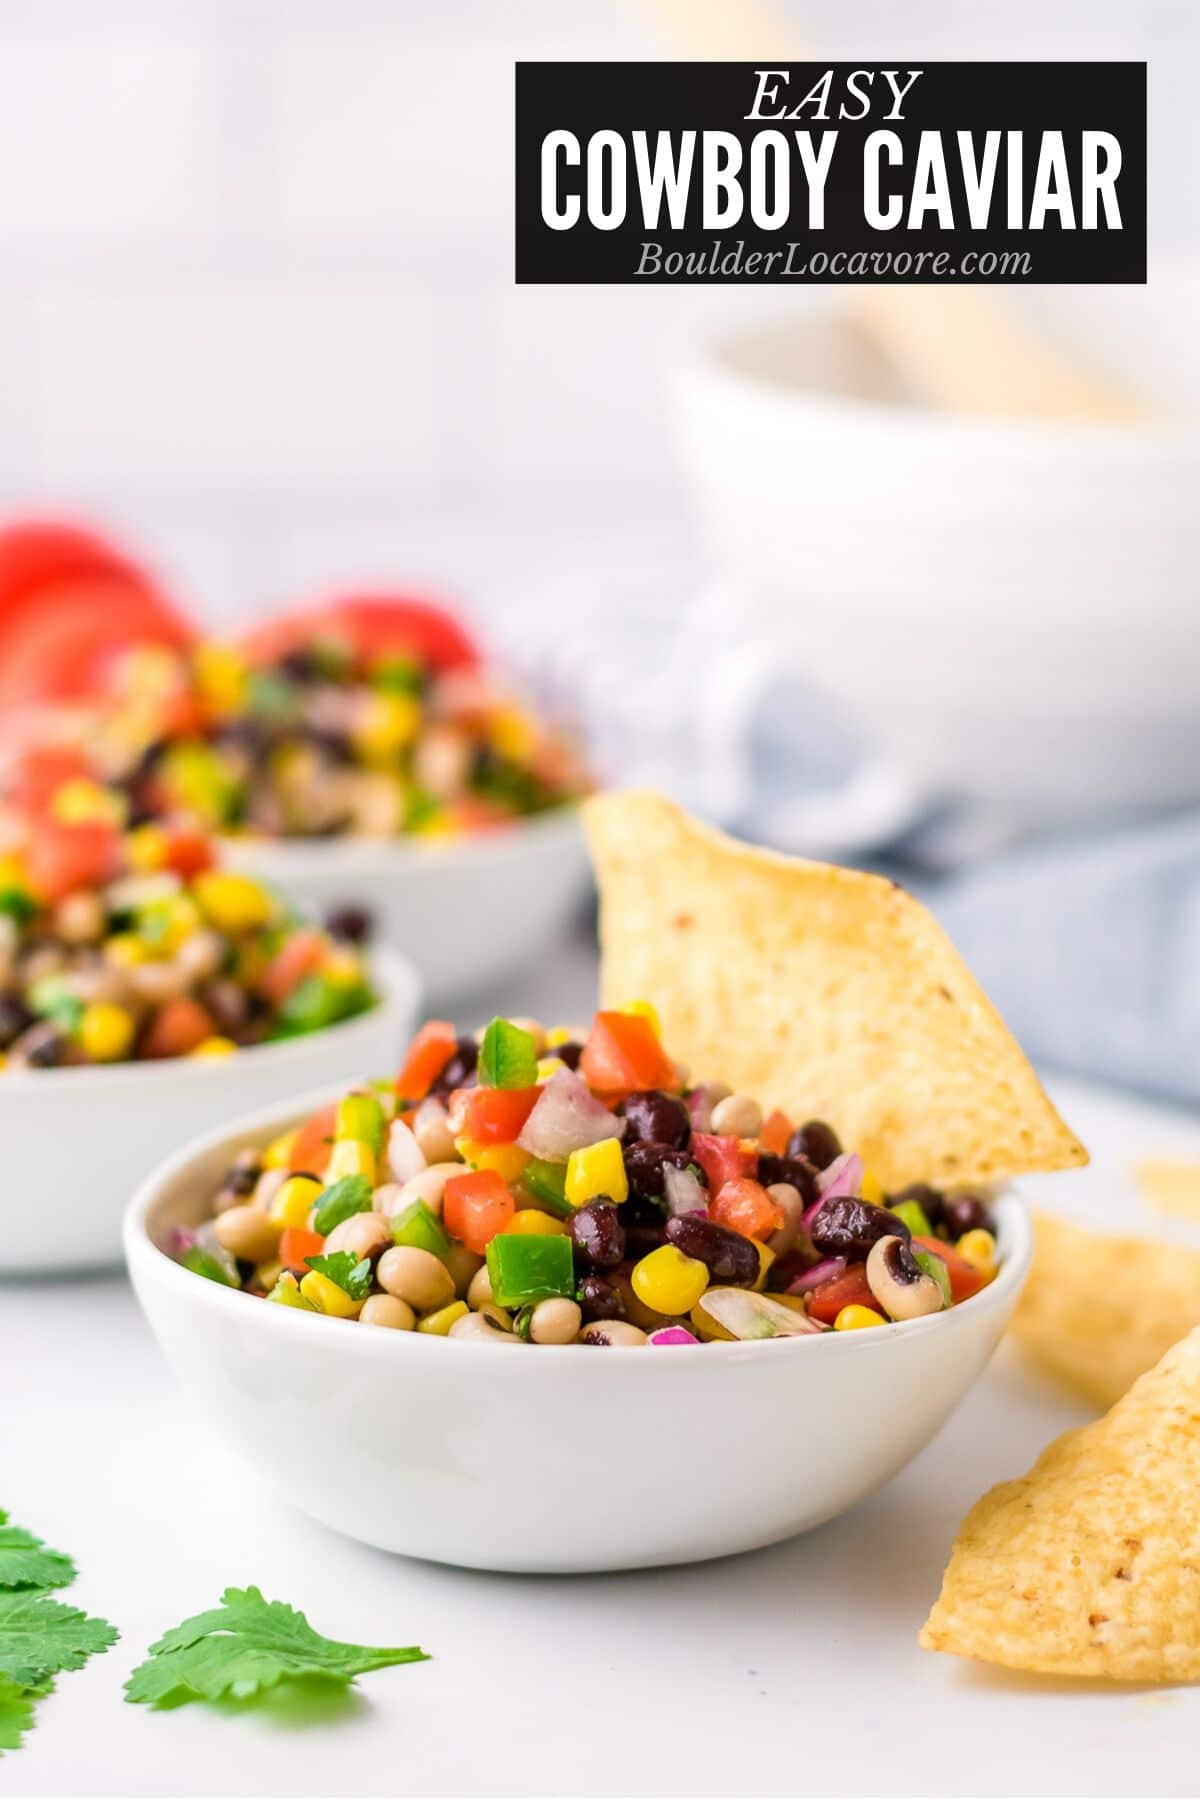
126 1095 1031 1573
1 949 419 1277
678 269 1200 829
219 807 591 1003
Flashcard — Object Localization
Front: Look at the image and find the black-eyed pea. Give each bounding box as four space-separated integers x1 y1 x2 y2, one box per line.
213 1202 279 1264
466 1264 494 1310
411 1096 457 1165
448 1310 521 1343
377 1245 456 1313
127 958 189 1006
578 1320 649 1346
176 928 225 984
443 1242 484 1298
360 1294 415 1331
323 1212 391 1260
477 1301 514 1332
529 1297 582 1344
375 1161 463 1221
766 1181 806 1255
710 1092 763 1138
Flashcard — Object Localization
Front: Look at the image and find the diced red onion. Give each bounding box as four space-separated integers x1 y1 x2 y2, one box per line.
803 1152 863 1229
518 1067 624 1163
648 1325 700 1346
787 1257 846 1295
387 1117 427 1184
663 1162 707 1218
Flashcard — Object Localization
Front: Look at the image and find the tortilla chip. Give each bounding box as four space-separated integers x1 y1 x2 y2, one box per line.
920 1325 1200 1681
1136 1157 1200 1221
1012 1211 1200 1409
584 791 1086 1190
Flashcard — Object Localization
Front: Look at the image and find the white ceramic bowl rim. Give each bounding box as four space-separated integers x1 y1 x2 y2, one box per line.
126 1100 1032 1367
0 945 419 1095
218 801 585 869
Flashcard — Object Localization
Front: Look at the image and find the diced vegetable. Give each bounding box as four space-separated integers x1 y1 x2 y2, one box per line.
477 1016 539 1091
485 1233 575 1308
517 1068 623 1163
395 1020 457 1101
578 1010 677 1093
390 1199 452 1260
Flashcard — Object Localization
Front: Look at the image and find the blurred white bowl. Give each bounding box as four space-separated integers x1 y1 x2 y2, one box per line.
126 1092 1030 1573
679 269 1200 828
1 948 419 1277
219 807 591 1003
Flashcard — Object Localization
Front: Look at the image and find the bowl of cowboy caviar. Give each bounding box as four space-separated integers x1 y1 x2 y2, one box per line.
0 776 419 1274
75 600 593 999
126 1008 1031 1572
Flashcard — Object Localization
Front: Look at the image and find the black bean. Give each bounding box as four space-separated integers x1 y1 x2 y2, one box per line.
433 1036 479 1093
942 1193 994 1239
0 996 34 1049
621 1089 690 1149
576 1272 624 1322
225 1162 261 1198
811 1196 909 1261
324 903 374 945
555 1040 583 1071
787 1120 842 1171
754 1154 819 1205
665 1215 760 1286
22 1022 67 1067
568 1200 626 1269
623 1141 697 1201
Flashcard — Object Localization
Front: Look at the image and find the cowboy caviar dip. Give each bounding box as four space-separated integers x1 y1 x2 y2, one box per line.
84 631 588 842
173 1009 1000 1342
0 775 375 1070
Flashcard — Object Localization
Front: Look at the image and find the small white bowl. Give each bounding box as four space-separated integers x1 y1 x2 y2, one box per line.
218 807 592 1003
2 949 419 1277
126 1095 1031 1573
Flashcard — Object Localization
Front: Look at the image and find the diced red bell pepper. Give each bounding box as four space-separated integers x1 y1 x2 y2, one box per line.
22 818 121 902
396 1020 457 1102
288 1102 338 1177
279 1226 325 1272
443 1169 515 1254
915 1236 986 1304
260 928 328 1006
690 1132 757 1195
709 1177 785 1242
160 827 215 879
579 1011 677 1094
759 1108 793 1156
806 1264 876 1325
464 1085 540 1145
5 745 94 817
141 996 214 1059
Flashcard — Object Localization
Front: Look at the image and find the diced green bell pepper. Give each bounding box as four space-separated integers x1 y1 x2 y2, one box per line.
336 1091 387 1160
181 1246 240 1289
267 1274 316 1310
890 1198 934 1239
312 1174 374 1237
520 1158 573 1218
303 1252 373 1302
485 1233 574 1309
390 1199 452 1260
478 1016 538 1090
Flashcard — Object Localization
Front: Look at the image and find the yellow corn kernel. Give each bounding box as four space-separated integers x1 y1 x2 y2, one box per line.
325 1139 376 1184
126 823 169 873
193 641 247 713
355 692 421 764
565 1136 628 1209
104 932 150 968
78 1001 135 1064
622 999 661 1037
192 871 275 933
860 1168 885 1208
262 1128 299 1170
536 1056 565 1082
140 894 201 954
269 1174 323 1229
835 1304 887 1331
299 1270 364 1319
507 1209 567 1237
545 1025 584 1049
49 778 125 827
752 1240 776 1293
417 1300 469 1336
956 1228 998 1282
488 706 537 763
454 1137 528 1185
192 1035 237 1059
632 1245 708 1316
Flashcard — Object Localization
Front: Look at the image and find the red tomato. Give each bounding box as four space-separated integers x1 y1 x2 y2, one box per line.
0 519 143 623
279 1227 325 1272
806 1264 876 1325
690 1132 757 1195
578 1011 677 1094
260 929 328 1006
915 1236 986 1304
708 1177 784 1242
395 1020 457 1102
288 1103 338 1177
443 1169 514 1254
240 593 478 675
0 578 193 711
464 1086 539 1145
23 819 120 902
160 827 215 879
759 1108 793 1156
141 997 214 1059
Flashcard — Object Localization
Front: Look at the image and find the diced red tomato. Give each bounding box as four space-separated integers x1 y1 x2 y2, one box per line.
288 1102 338 1177
239 593 478 675
141 997 214 1059
22 818 121 902
915 1236 987 1304
690 1132 757 1195
759 1108 793 1156
806 1264 876 1325
443 1169 514 1254
279 1227 325 1271
709 1177 785 1242
579 1011 677 1094
464 1086 539 1145
395 1020 457 1102
160 827 215 879
260 928 327 1006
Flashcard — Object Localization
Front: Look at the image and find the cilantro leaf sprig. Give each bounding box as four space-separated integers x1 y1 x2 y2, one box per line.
0 1678 37 1754
311 1175 373 1239
0 1592 118 1690
0 1511 75 1593
125 1586 429 1709
303 1252 373 1302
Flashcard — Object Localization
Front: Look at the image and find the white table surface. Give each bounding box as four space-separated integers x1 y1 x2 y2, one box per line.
5 929 1200 1799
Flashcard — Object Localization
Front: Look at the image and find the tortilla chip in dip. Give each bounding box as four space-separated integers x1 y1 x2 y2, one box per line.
921 1325 1200 1682
584 791 1086 1192
1013 1211 1200 1409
